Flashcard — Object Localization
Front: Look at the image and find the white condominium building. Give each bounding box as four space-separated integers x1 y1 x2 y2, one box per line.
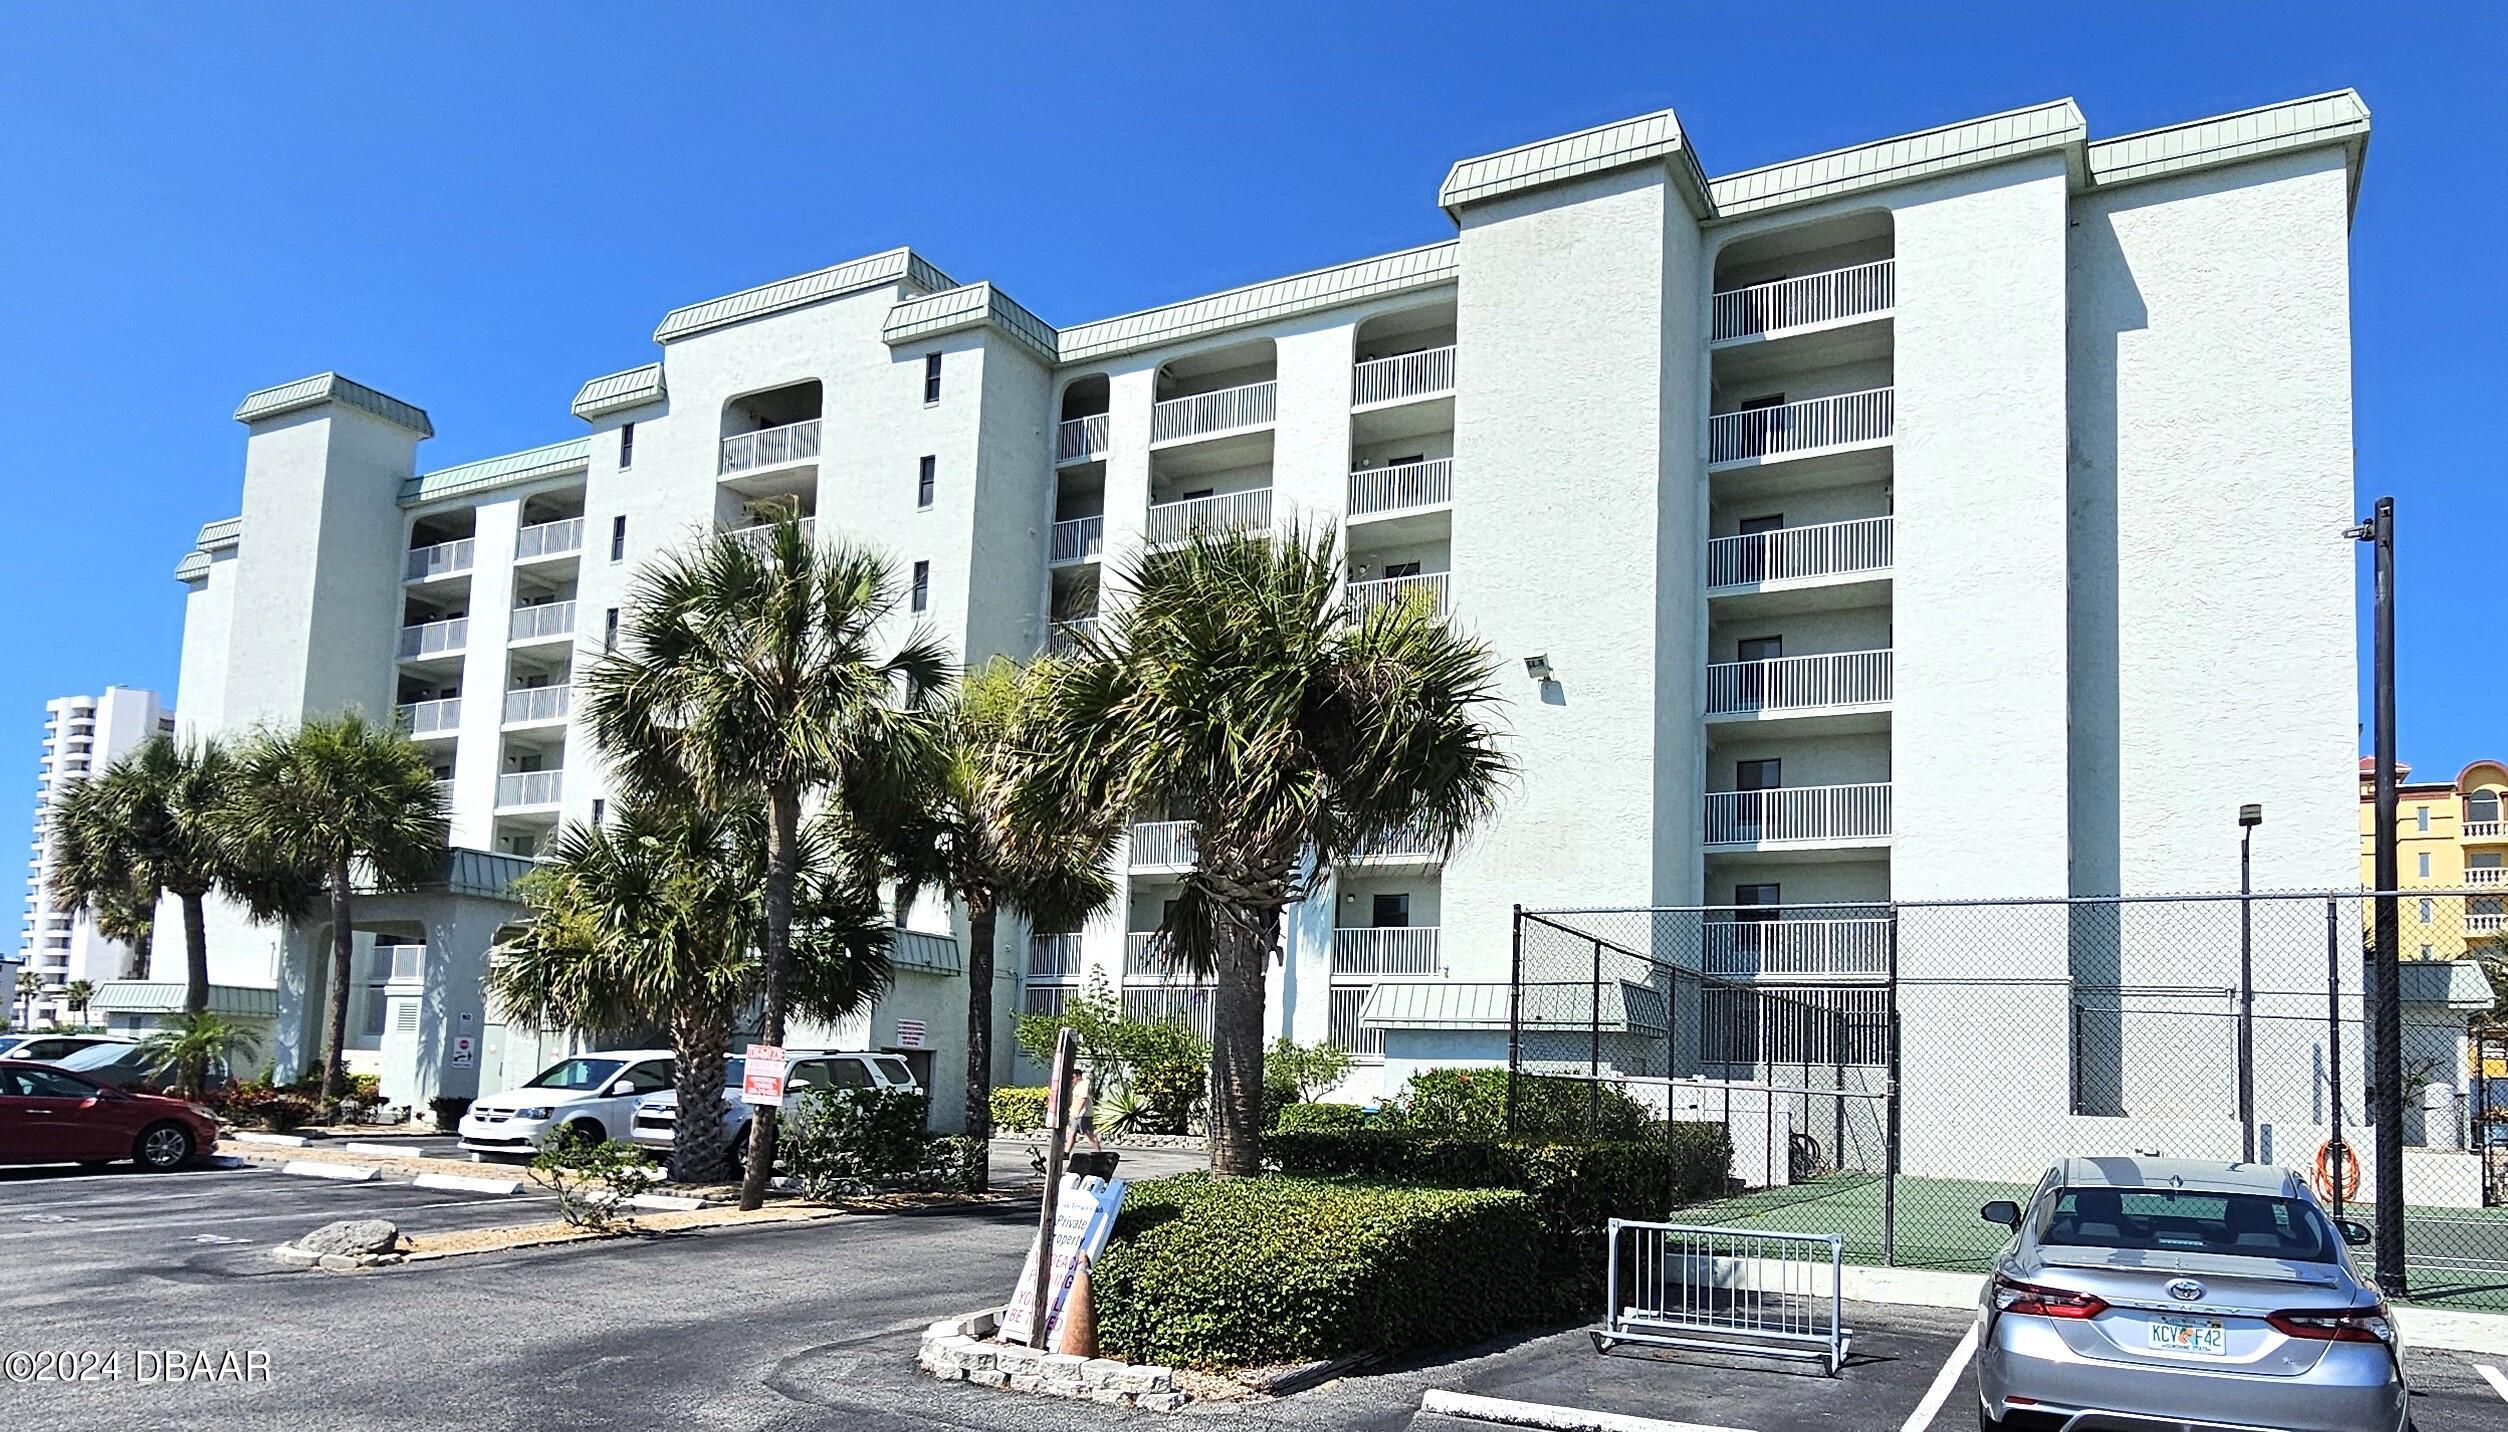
166 90 2370 1118
16 687 175 1027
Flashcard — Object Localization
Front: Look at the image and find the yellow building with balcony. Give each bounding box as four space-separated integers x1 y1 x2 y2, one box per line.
2359 757 2508 960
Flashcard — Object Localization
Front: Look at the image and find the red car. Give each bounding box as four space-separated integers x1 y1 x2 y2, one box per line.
0 1059 218 1171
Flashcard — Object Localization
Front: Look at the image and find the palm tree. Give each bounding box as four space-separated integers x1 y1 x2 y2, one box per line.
582 514 951 1209
134 1011 260 1097
63 979 94 1025
486 798 895 1182
881 659 1117 1168
1029 526 1510 1176
13 970 41 1027
225 713 448 1106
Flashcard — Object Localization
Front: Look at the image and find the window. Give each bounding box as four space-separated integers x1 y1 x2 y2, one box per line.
619 422 635 468
603 608 620 653
2472 792 2502 825
917 455 936 509
923 352 943 403
2417 806 2430 832
911 560 930 613
1736 759 1783 791
2041 1187 2335 1263
609 515 627 562
591 798 606 826
362 983 390 1038
2420 852 2432 879
1371 893 1410 928
1381 560 1423 579
617 1061 674 1095
2420 897 2435 923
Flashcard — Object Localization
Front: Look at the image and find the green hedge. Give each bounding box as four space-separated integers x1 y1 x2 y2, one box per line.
1092 1175 1544 1368
1271 1101 1370 1133
990 1085 1049 1132
1389 1067 1655 1140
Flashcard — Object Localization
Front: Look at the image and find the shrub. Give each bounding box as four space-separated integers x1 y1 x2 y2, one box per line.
780 1086 935 1199
1092 1175 1544 1368
991 1086 1049 1132
528 1137 652 1231
210 1082 319 1132
428 1096 471 1132
1266 1037 1356 1104
1388 1067 1654 1141
1272 1101 1370 1134
915 1134 988 1194
1016 974 1209 1134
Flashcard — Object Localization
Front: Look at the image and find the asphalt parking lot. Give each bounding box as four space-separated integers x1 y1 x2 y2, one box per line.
321 1129 1209 1189
5 1159 2507 1432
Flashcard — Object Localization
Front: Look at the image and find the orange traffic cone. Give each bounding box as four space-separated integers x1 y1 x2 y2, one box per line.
1056 1256 1099 1358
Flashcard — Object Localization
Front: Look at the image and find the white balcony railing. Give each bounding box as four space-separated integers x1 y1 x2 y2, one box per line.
502 685 571 724
2472 912 2507 934
1708 387 1894 466
1331 926 1440 976
1703 783 1892 847
728 517 815 553
514 517 584 562
1327 986 1383 1059
495 770 564 809
1129 820 1197 869
509 601 576 642
1056 413 1110 464
1146 488 1271 546
1048 618 1099 655
1705 649 1893 716
2465 868 2508 886
1706 516 1893 590
1712 259 1896 343
1124 931 1202 983
1150 380 1276 444
2468 822 2506 841
1701 917 1891 979
1124 985 1216 1040
1050 515 1104 564
405 538 474 582
1027 933 1084 980
395 697 461 738
1347 821 1440 863
719 418 822 476
397 617 467 660
1348 458 1453 518
1348 572 1449 617
1352 345 1456 407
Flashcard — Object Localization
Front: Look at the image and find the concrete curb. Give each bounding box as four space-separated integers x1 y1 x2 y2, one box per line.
234 1133 311 1147
625 1193 710 1213
412 1172 526 1196
1420 1390 1749 1432
342 1141 436 1158
279 1160 382 1183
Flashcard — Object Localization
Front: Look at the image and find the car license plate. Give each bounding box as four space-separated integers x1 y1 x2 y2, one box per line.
2147 1316 2226 1356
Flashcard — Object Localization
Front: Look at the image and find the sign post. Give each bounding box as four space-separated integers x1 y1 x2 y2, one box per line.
740 1043 787 1107
1020 1028 1077 1345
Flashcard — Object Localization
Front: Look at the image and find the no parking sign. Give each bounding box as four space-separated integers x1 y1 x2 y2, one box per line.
740 1044 787 1106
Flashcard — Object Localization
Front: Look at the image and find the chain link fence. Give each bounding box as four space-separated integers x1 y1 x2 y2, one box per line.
1510 891 2508 1308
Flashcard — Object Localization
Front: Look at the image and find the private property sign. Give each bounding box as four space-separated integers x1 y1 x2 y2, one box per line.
740 1044 787 1106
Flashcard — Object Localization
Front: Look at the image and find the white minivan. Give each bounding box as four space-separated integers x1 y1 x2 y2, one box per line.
630 1050 920 1170
458 1050 676 1158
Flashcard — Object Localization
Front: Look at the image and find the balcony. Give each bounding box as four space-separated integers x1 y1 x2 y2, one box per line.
1123 984 1215 1040
729 517 815 553
1056 413 1111 465
405 539 474 583
1345 821 1440 866
1146 489 1271 547
1150 380 1276 446
503 685 571 726
2465 868 2508 886
509 601 576 644
1125 931 1197 982
395 697 461 739
1712 259 1896 345
1331 926 1440 976
2468 822 2507 842
1050 515 1103 565
1349 458 1453 519
1703 783 1892 849
1348 572 1449 618
495 770 564 810
514 517 584 563
1048 618 1098 655
1708 388 1894 468
396 617 467 661
1129 820 1197 871
1700 916 1890 979
720 418 821 476
1027 933 1084 980
1706 516 1893 592
1705 650 1892 719
1352 345 1456 408
1327 986 1382 1059
2472 912 2507 935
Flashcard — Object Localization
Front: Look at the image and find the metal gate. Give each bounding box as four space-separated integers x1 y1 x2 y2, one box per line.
2477 1029 2508 1208
1597 1220 1851 1373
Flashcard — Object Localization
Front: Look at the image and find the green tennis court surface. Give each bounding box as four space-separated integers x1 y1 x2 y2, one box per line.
1679 1172 2508 1310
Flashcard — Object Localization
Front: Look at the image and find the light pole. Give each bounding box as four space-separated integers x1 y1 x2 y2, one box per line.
2350 495 2404 1294
2238 803 2263 1162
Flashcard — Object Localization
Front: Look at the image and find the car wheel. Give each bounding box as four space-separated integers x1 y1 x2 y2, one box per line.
134 1122 195 1171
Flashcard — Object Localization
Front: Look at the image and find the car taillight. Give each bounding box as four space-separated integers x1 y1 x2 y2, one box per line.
2268 1306 2393 1345
1992 1274 2108 1320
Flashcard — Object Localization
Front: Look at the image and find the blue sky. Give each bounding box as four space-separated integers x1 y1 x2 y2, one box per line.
0 2 2498 869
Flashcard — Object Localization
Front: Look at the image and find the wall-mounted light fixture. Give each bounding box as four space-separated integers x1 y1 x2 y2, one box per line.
1524 654 1553 681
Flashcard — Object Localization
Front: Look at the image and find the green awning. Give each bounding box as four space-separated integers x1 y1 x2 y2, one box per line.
89 982 280 1018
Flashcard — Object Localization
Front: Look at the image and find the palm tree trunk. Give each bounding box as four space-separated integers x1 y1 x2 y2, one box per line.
181 891 211 1016
737 784 800 1211
962 892 997 1180
670 1007 735 1184
1207 910 1272 1178
319 860 355 1106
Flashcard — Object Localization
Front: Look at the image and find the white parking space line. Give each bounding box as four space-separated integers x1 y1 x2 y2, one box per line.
2477 1363 2508 1402
1420 1390 1753 1432
1899 1323 1980 1432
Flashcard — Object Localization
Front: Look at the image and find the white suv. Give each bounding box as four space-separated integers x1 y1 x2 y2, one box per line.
458 1050 676 1158
631 1050 920 1170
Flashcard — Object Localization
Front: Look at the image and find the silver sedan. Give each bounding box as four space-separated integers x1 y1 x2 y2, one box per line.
1975 1155 2408 1431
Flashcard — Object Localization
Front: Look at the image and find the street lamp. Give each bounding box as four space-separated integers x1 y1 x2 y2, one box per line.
2238 802 2263 1162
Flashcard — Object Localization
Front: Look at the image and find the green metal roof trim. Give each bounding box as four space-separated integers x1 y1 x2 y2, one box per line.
1709 99 2088 219
570 363 667 420
172 550 212 583
653 246 958 343
91 981 281 1018
1440 109 1713 220
348 847 537 901
233 372 434 437
889 928 964 976
2392 957 2495 1011
1057 242 1460 366
1359 979 1665 1034
398 436 591 507
882 283 1060 364
2086 90 2370 213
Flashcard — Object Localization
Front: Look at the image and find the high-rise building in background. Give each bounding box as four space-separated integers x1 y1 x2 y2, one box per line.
16 687 174 1027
